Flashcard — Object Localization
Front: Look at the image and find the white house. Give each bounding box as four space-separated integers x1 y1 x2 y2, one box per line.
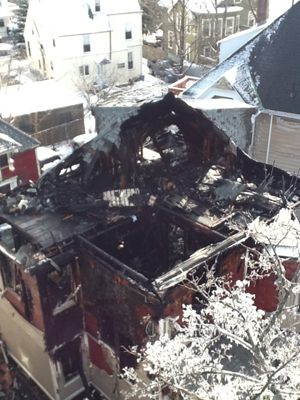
0 0 13 38
24 0 143 91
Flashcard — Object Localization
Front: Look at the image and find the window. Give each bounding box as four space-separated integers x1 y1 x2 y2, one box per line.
117 62 125 68
202 19 211 38
203 46 211 58
125 23 132 40
27 41 31 57
95 0 100 12
56 339 81 383
128 51 133 69
47 264 77 315
53 38 56 47
83 35 90 52
248 11 255 27
225 17 234 36
79 65 89 76
168 30 173 49
0 19 4 28
51 61 54 70
236 15 240 32
234 0 241 3
38 59 41 70
0 154 8 169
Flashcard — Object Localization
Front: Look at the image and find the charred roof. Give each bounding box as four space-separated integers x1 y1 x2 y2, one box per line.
0 93 299 290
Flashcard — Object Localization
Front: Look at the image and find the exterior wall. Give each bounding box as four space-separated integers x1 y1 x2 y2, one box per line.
1 148 39 186
9 104 85 146
0 243 56 398
108 11 143 82
77 236 193 399
203 106 255 151
160 3 244 65
251 111 300 174
219 24 264 62
25 0 143 91
0 297 57 399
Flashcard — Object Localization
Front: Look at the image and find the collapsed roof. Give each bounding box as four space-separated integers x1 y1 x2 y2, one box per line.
1 93 299 294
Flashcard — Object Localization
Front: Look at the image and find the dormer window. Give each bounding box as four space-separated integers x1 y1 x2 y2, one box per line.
95 0 100 12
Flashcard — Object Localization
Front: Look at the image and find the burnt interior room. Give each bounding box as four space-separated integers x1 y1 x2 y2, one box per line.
88 210 219 280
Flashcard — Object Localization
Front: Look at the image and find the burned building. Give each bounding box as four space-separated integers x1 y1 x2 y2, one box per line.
0 93 299 400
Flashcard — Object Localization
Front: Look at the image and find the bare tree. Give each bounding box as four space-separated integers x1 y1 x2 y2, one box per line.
122 210 300 400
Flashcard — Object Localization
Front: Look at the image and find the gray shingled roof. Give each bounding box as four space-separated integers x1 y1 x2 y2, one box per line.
184 3 300 114
0 120 40 153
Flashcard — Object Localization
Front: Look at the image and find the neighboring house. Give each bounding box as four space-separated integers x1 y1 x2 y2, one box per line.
0 80 85 146
226 0 258 29
182 2 300 173
0 0 13 39
0 93 299 400
159 0 247 65
0 119 40 191
24 0 143 91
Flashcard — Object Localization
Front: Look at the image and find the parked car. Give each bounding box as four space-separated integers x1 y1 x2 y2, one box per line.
147 58 182 83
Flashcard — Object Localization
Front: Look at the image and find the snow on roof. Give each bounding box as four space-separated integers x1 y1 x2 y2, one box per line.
218 24 267 45
0 120 39 152
100 0 141 14
0 80 83 118
249 209 300 257
184 98 255 110
30 0 113 37
183 14 286 106
158 0 241 14
0 133 21 155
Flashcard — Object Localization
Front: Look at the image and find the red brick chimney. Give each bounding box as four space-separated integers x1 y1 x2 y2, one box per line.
257 0 269 25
